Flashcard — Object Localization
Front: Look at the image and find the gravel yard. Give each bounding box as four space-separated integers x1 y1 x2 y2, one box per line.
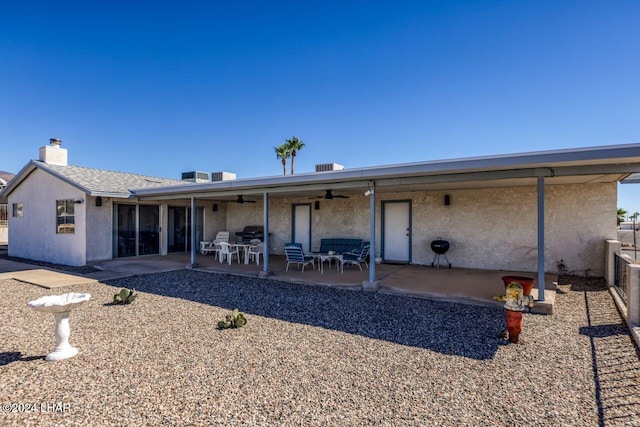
1 271 639 426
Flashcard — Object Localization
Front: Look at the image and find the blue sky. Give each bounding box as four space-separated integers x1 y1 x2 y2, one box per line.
1 1 639 213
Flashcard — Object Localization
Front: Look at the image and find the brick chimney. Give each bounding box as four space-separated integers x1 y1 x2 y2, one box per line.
39 138 68 166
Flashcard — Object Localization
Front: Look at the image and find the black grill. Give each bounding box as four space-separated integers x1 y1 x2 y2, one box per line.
430 238 451 268
235 225 264 242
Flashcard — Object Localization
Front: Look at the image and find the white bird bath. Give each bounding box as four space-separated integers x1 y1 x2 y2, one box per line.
27 292 91 361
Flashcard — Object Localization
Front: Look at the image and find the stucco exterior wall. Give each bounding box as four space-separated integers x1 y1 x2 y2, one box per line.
545 182 616 276
86 195 115 262
6 173 613 273
385 183 614 276
211 182 614 276
225 201 265 243
403 187 539 271
203 201 228 241
8 169 87 266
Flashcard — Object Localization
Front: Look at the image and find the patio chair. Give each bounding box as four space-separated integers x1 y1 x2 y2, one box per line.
285 244 315 272
200 241 216 255
247 242 263 265
341 244 370 271
213 231 230 243
217 241 239 264
201 231 229 258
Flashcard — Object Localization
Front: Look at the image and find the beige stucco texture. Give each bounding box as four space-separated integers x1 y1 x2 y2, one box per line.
216 182 614 276
8 168 615 276
9 169 87 266
407 183 614 276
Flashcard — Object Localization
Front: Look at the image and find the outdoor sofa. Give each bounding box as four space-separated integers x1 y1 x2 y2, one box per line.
318 238 363 254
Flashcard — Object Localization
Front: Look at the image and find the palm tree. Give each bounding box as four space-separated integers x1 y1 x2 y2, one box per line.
618 208 628 225
274 144 290 176
285 136 305 175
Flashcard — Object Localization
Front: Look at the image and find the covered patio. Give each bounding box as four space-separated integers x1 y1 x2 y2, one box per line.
130 144 640 310
90 252 557 313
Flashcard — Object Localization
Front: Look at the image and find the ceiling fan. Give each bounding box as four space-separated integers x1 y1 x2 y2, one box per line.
313 190 349 200
212 195 257 204
235 195 256 204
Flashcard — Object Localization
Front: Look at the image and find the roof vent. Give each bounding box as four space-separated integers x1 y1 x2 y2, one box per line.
39 138 68 166
181 171 210 183
211 171 237 182
315 163 344 172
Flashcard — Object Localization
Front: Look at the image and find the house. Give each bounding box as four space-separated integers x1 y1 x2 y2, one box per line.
0 171 15 244
0 139 186 265
2 138 640 295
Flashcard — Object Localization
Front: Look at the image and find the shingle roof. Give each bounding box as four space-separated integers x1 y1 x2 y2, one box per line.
36 161 187 196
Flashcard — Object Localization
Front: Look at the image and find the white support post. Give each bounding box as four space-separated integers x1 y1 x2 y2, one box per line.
190 197 197 267
537 176 545 301
363 182 378 291
260 192 270 278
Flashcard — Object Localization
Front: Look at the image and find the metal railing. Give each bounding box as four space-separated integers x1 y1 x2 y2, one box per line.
0 204 7 228
614 252 632 304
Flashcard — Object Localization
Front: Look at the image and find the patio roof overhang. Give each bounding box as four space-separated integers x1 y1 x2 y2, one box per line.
132 143 640 202
621 172 640 184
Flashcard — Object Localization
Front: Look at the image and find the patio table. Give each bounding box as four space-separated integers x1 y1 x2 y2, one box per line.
312 253 344 274
231 243 255 264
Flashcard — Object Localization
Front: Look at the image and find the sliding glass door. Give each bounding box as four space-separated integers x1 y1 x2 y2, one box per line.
114 204 160 257
168 206 204 253
116 204 137 257
168 206 187 253
139 205 160 255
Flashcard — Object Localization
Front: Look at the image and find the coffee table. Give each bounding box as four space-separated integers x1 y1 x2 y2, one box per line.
313 253 343 274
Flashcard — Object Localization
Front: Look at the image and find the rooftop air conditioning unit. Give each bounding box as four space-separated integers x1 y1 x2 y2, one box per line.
315 163 345 172
211 171 237 182
181 171 210 183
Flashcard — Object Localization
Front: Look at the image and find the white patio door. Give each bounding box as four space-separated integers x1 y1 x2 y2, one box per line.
382 200 411 263
293 204 311 253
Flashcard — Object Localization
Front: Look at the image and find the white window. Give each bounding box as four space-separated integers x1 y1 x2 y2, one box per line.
56 200 75 234
12 202 23 218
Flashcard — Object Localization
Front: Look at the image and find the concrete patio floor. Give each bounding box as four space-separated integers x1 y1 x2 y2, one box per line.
90 252 557 314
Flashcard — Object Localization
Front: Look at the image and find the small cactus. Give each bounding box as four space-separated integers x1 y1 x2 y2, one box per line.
218 308 247 329
113 288 137 305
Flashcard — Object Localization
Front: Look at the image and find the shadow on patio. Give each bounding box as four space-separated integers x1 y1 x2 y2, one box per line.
91 252 557 313
196 252 556 312
85 253 557 314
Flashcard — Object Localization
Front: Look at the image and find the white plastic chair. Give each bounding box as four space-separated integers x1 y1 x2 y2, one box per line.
248 242 264 265
213 231 230 244
206 231 230 258
217 241 239 264
200 241 216 255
